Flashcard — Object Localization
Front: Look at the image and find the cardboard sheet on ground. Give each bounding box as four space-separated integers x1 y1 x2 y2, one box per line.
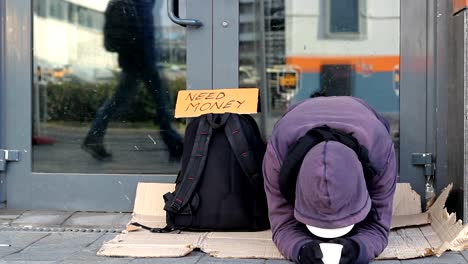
98 182 468 260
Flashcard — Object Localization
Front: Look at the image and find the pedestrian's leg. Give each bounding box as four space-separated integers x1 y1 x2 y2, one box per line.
83 71 138 160
143 70 183 161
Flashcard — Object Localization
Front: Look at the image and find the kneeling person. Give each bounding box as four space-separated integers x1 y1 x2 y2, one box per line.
263 96 397 264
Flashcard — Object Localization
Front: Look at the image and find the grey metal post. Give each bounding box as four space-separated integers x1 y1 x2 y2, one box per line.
400 0 429 200
213 0 239 89
256 0 269 138
4 0 33 208
186 0 213 90
434 0 449 206
0 0 6 204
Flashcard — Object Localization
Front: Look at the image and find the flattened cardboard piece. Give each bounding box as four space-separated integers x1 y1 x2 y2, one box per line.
428 184 468 255
377 227 435 259
390 183 429 229
201 231 283 259
392 183 422 216
390 212 430 229
127 182 174 231
100 182 468 261
97 231 203 258
377 183 468 260
133 182 174 216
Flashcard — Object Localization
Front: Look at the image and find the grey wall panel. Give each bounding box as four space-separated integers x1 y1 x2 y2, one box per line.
432 0 468 221
213 0 239 89
186 0 213 90
31 174 176 211
4 0 33 208
400 0 428 198
441 1 466 220
445 7 467 221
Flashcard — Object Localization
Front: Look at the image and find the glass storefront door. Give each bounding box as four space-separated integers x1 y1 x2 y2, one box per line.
1 0 430 210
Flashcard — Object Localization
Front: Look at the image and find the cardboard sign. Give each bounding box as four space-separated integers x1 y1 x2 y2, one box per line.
453 0 468 14
175 88 258 118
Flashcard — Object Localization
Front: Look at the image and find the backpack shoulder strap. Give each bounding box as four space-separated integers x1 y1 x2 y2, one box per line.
164 115 212 213
224 114 262 189
278 128 325 203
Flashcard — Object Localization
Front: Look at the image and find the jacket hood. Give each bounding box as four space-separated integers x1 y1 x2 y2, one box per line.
294 141 371 229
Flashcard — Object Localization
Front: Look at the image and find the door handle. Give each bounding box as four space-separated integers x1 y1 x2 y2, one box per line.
167 0 202 27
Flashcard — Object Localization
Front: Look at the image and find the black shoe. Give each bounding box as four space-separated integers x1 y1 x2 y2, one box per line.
82 142 112 161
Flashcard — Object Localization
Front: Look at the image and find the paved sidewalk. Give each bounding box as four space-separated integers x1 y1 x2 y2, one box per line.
0 210 466 263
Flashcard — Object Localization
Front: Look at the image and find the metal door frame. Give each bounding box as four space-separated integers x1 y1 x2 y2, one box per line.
400 0 438 201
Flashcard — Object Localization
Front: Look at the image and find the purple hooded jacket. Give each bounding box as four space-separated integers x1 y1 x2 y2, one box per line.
263 96 397 263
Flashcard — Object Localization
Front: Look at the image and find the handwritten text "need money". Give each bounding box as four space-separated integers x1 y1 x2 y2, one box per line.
184 91 246 112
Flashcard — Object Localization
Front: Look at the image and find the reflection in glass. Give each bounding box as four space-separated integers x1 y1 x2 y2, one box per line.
246 0 400 161
32 0 186 174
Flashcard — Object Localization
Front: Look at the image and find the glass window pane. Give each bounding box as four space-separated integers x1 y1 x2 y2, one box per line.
244 0 400 163
67 3 77 23
34 0 47 18
49 0 65 20
330 0 359 33
32 0 186 174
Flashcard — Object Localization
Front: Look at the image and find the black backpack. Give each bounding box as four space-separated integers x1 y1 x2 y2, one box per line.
162 113 270 231
103 0 140 52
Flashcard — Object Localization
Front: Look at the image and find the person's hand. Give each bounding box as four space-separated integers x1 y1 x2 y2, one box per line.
329 238 359 264
298 241 324 264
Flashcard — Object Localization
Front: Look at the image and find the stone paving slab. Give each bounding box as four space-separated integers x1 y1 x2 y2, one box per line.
0 210 26 226
11 211 74 227
0 231 49 258
62 212 132 229
61 260 131 264
0 261 56 264
0 210 26 220
462 251 468 262
2 232 101 262
64 233 131 262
